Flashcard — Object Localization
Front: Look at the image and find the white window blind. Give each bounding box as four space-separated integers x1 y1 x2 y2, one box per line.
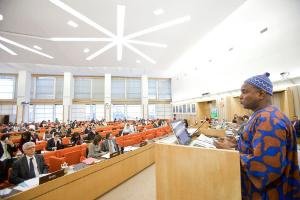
55 77 63 99
111 78 125 99
34 105 54 122
74 79 91 99
148 79 157 99
126 79 141 99
148 104 171 119
92 78 104 99
111 105 126 120
36 77 55 99
96 104 104 120
0 76 15 99
158 79 171 99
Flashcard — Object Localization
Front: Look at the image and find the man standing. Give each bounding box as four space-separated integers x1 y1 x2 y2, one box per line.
0 134 17 182
9 142 48 184
214 73 300 199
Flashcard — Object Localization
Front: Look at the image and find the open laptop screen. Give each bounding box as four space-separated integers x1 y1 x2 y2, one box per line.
170 120 191 145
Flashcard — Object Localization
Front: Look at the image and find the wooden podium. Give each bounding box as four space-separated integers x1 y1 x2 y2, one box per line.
155 143 241 200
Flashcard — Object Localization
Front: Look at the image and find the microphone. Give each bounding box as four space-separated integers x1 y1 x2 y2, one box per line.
190 120 208 137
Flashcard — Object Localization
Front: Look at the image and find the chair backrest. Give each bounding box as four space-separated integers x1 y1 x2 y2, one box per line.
64 150 82 165
48 156 65 173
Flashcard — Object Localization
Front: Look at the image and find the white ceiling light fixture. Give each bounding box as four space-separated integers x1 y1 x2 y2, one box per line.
83 48 90 53
33 45 42 50
0 42 17 55
116 5 126 61
136 60 141 63
0 14 3 21
67 20 78 28
49 0 190 63
153 8 164 16
49 0 115 37
49 37 113 42
0 36 53 59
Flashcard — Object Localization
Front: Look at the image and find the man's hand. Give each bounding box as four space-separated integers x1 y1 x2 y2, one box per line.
214 136 237 149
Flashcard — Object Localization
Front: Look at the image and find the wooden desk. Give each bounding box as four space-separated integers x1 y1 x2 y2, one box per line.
6 144 155 200
199 128 225 137
155 143 241 200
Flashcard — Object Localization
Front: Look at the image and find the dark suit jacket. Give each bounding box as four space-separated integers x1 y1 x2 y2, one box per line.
101 139 119 153
9 154 48 184
46 138 64 151
0 142 17 159
292 120 300 137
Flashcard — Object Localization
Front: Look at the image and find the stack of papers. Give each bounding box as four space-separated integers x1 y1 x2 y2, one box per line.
0 188 12 196
123 146 139 152
14 177 39 191
190 134 216 148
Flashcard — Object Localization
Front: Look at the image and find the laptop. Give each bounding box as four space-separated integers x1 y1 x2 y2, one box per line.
170 120 191 145
39 169 65 184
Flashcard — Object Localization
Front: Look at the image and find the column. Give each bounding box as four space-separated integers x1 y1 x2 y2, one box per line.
104 74 111 122
141 75 148 119
16 71 31 123
63 72 74 123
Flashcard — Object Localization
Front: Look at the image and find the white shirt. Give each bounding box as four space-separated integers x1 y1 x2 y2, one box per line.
108 140 116 153
0 141 11 161
26 155 40 177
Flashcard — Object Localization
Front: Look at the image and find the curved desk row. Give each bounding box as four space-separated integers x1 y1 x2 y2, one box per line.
7 143 155 200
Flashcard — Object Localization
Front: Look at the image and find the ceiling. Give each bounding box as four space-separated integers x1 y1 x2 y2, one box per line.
0 0 246 77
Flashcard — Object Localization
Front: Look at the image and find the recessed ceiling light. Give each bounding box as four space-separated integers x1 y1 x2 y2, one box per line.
153 9 164 16
67 20 78 28
83 48 90 53
0 14 3 21
33 45 42 50
136 60 141 63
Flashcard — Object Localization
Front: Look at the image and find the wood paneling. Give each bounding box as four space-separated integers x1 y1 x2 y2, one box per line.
155 143 241 200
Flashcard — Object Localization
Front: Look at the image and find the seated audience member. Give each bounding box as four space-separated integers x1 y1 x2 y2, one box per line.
232 114 238 123
86 127 98 141
183 119 188 128
88 135 105 158
19 131 36 152
101 133 119 153
0 134 17 182
292 115 300 137
70 132 83 146
122 123 133 135
232 116 246 136
46 132 64 151
9 142 48 184
43 130 52 141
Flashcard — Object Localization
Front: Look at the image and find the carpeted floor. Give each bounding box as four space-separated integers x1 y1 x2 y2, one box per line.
97 164 156 200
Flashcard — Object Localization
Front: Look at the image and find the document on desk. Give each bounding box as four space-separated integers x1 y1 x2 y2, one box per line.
124 146 139 152
101 152 110 159
191 134 216 148
0 188 12 196
14 177 39 191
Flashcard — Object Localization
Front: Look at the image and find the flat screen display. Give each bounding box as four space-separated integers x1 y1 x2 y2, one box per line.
170 120 191 145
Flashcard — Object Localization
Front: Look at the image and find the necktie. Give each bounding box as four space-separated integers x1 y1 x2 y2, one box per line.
29 158 35 178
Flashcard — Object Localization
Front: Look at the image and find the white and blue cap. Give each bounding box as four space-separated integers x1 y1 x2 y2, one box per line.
244 72 273 95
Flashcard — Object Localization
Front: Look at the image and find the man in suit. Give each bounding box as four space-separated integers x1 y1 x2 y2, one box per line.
9 142 48 184
46 132 64 151
0 134 17 182
101 133 119 154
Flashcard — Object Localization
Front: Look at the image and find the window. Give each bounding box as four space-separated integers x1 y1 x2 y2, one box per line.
111 105 126 120
158 79 171 99
0 105 16 122
183 104 186 113
148 79 157 99
74 79 91 99
92 78 105 99
191 104 196 113
55 105 63 122
95 104 104 120
148 104 172 119
36 77 55 99
187 104 191 113
126 79 141 99
0 76 16 99
55 77 63 99
126 105 141 119
148 79 171 100
111 78 125 100
34 105 54 122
